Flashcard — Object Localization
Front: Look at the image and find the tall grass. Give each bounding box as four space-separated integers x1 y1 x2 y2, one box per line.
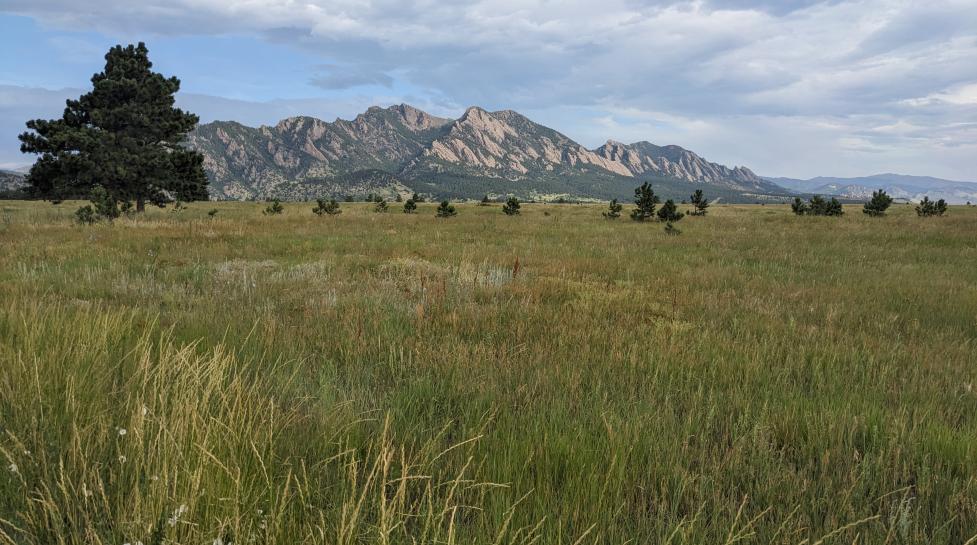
1 201 975 543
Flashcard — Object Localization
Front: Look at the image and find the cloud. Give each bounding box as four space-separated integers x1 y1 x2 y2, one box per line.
1 0 976 179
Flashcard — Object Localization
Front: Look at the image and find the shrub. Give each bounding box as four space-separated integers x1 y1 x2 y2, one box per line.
915 196 947 217
863 189 893 217
480 195 491 206
793 195 843 216
603 199 622 219
664 221 682 235
436 200 457 218
411 193 426 203
263 199 284 215
657 199 684 222
630 182 659 221
502 196 521 216
374 199 389 213
689 189 710 216
75 205 97 225
403 199 417 214
208 208 218 218
313 198 341 216
395 193 403 203
90 185 120 221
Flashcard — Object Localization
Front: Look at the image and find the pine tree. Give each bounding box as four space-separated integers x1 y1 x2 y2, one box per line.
689 189 710 216
263 199 284 215
411 193 426 203
313 198 341 216
374 199 388 213
19 43 208 211
657 199 684 222
791 197 809 215
915 196 948 217
436 200 457 218
862 189 893 217
395 193 403 203
502 196 521 215
630 182 659 221
603 199 622 219
480 194 491 206
403 198 417 214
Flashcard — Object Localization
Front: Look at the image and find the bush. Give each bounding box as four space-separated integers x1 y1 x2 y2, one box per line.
90 185 120 221
374 199 388 213
793 195 843 216
436 200 457 218
915 196 947 217
263 199 284 215
208 208 218 218
862 189 893 217
480 195 491 206
313 198 341 216
502 196 521 216
403 199 417 214
664 221 681 235
689 189 710 216
630 182 659 221
411 193 426 203
657 199 684 222
75 205 97 225
603 199 622 219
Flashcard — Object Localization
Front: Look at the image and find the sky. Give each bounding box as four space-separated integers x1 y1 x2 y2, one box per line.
0 0 975 180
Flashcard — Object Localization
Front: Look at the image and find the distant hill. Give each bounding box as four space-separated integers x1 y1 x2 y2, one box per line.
766 174 977 204
188 104 794 202
0 169 26 198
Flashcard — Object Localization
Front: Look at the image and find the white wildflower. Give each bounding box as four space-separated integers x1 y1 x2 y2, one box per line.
8 463 17 473
118 428 127 436
118 455 127 464
168 504 188 526
141 405 148 417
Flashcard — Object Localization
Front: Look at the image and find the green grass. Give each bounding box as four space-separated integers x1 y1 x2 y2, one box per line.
0 200 975 544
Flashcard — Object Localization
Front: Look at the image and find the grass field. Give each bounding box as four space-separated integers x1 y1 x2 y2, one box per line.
0 200 975 544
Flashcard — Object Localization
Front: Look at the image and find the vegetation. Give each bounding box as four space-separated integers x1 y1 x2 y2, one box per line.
863 189 894 217
502 196 521 216
263 199 284 215
480 194 492 206
435 200 457 217
313 198 341 216
373 197 388 213
657 198 684 223
403 198 417 214
792 195 844 216
18 43 207 212
603 198 623 219
916 196 948 217
0 201 974 544
630 181 659 221
689 189 710 216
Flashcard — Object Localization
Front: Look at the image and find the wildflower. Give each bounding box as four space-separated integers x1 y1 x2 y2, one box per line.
142 405 148 417
118 455 127 464
168 504 188 526
8 463 17 473
118 428 127 436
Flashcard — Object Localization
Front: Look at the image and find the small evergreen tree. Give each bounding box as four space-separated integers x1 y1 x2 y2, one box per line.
436 200 457 218
395 193 403 203
664 221 681 235
263 199 284 215
603 199 623 219
915 196 948 217
208 208 218 218
374 199 388 213
480 194 491 206
689 189 710 216
403 198 417 214
411 193 426 203
862 189 893 217
630 182 659 221
502 196 521 215
90 185 120 221
657 199 684 222
791 197 809 215
313 198 341 216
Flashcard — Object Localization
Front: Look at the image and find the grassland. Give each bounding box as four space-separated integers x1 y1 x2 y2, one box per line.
0 200 975 544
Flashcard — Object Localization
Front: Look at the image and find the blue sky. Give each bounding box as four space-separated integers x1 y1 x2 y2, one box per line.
1 1 975 180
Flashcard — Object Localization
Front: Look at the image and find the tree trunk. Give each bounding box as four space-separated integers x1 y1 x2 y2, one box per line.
136 198 145 213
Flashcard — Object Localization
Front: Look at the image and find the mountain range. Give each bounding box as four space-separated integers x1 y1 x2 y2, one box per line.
187 104 792 202
766 174 977 205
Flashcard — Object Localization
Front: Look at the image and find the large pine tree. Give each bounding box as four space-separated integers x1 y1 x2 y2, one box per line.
19 43 208 211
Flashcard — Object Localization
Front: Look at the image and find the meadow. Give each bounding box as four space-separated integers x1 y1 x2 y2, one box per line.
0 200 975 544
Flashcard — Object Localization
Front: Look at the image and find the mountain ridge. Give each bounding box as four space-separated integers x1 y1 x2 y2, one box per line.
187 103 791 202
766 174 977 204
